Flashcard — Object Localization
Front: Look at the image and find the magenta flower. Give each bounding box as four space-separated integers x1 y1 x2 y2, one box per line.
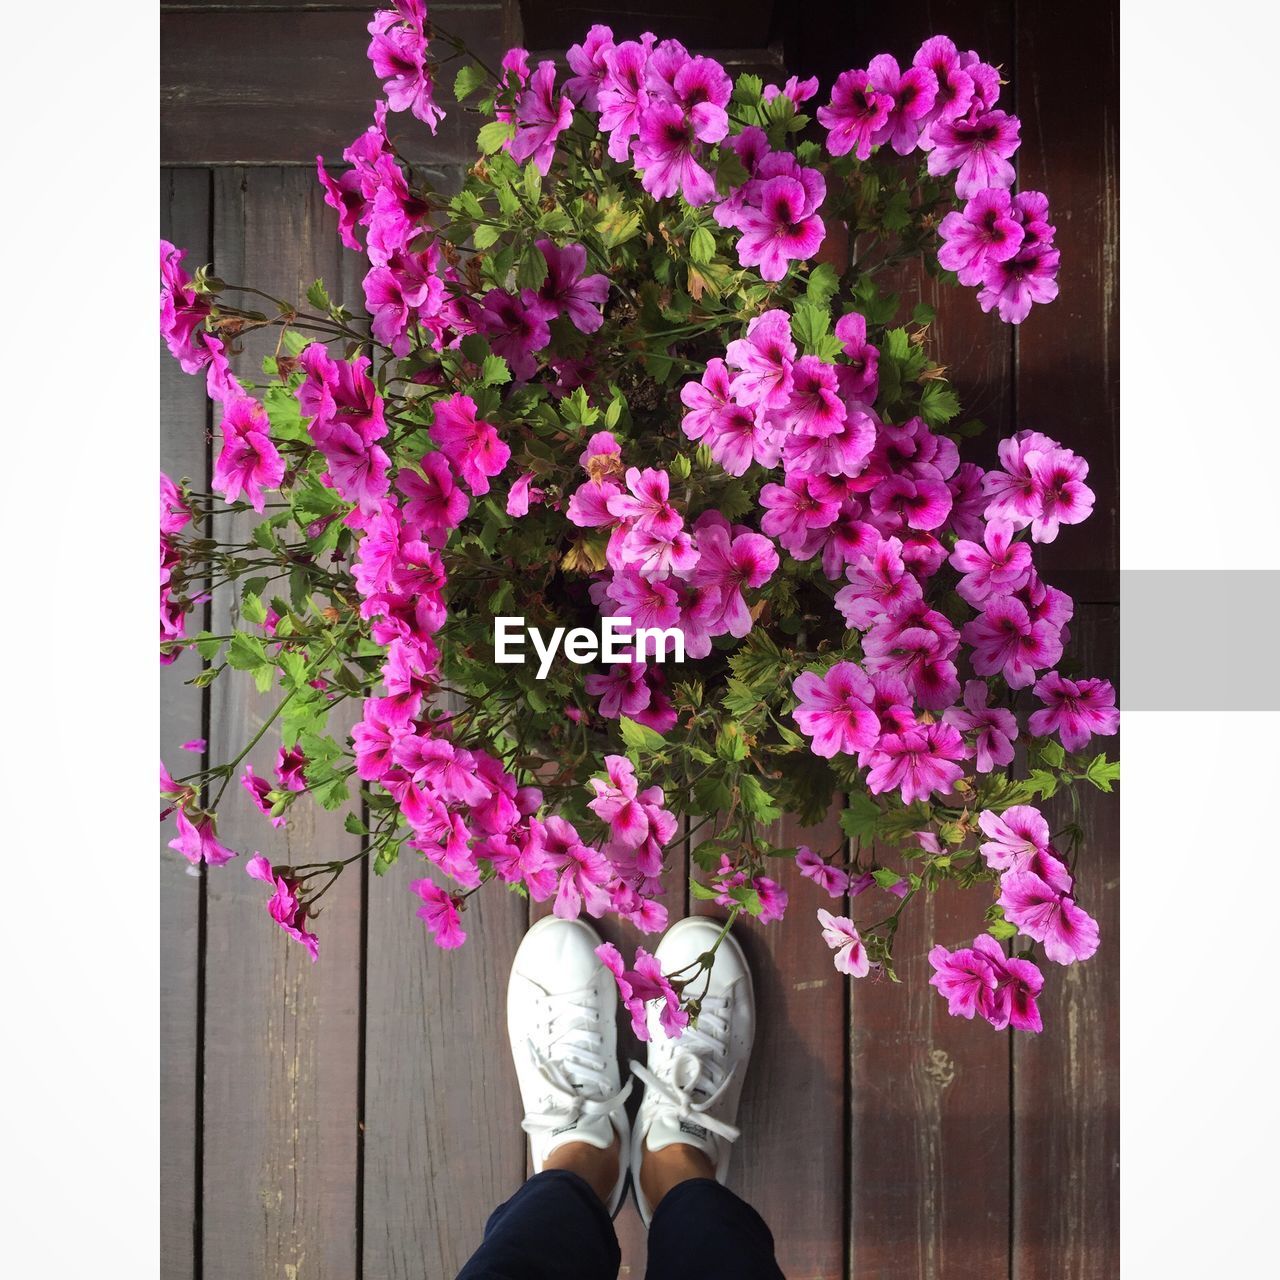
833 311 880 404
927 109 1021 198
367 1 444 131
759 473 840 554
363 252 440 356
1024 444 1094 541
782 356 846 436
938 188 1024 286
866 722 966 805
999 871 1100 965
754 877 789 923
962 595 1063 689
275 745 308 793
159 240 212 374
607 466 683 538
212 395 285 515
978 805 1051 870
835 536 923 630
949 519 1032 605
726 309 796 410
564 24 614 109
735 176 826 282
972 935 1044 1033
818 68 894 160
943 680 1018 773
689 523 779 637
912 36 975 130
246 855 320 961
168 810 237 867
509 60 574 175
797 847 850 898
928 942 997 1018
633 100 717 206
764 75 820 106
818 909 870 976
680 359 780 476
241 763 285 829
978 246 1060 325
867 53 938 155
479 288 550 381
598 942 687 1041
428 393 511 496
321 424 392 515
522 239 609 332
411 877 467 949
597 39 651 161
397 451 469 544
1029 671 1119 752
791 661 881 758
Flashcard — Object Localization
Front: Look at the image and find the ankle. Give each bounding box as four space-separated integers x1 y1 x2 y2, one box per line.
543 1133 620 1205
639 1140 716 1211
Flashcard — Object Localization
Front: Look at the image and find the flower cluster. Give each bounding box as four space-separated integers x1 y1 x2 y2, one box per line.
158 9 1114 1042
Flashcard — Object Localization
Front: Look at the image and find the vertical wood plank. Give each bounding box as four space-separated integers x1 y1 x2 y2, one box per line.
1011 605 1119 1280
201 167 365 1280
693 805 848 1280
362 872 527 1278
161 166 211 1280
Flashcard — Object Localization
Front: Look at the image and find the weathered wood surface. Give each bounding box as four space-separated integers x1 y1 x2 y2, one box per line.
160 167 211 1280
199 168 366 1280
160 2 1119 1277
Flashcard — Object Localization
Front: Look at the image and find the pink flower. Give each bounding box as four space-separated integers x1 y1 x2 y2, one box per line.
835 536 923 629
587 754 646 845
633 100 717 206
680 359 780 476
276 745 308 792
410 878 467 949
1022 445 1094 542
241 764 285 829
796 847 849 898
688 523 779 637
564 24 614 110
817 909 870 976
865 723 966 805
596 941 649 1038
928 942 997 1018
781 356 846 437
927 109 1021 198
753 877 788 923
976 806 1072 893
505 472 545 517
978 247 1060 325
913 36 975 130
597 39 651 161
480 288 551 380
168 810 237 867
971 934 1043 1033
943 680 1018 773
938 188 1024 286
833 311 880 404
725 310 795 410
962 595 1063 689
999 871 1100 966
397 452 469 543
522 239 609 333
367 1 445 130
429 393 511 495
949 519 1032 605
607 467 683 538
818 68 894 160
734 176 825 282
159 240 212 374
791 661 881 758
867 53 938 155
509 60 574 175
759 472 840 553
1028 671 1119 752
246 855 319 961
212 395 285 514
320 424 391 515
566 478 622 528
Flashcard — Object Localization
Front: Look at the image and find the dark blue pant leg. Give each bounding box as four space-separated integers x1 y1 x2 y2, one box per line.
644 1178 786 1280
455 1169 621 1280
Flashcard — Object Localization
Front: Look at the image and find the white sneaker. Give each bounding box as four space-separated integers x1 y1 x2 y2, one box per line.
629 916 756 1225
507 915 632 1215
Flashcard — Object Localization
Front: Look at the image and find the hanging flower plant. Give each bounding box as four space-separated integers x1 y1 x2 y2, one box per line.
160 4 1117 1039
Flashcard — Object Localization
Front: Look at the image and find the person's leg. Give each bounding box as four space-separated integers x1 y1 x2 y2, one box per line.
456 1164 619 1280
456 916 633 1279
644 1173 785 1280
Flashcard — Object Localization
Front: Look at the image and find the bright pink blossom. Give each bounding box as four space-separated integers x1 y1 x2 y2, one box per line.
411 878 467 948
999 871 1100 965
168 810 237 867
818 68 894 160
1028 671 1119 751
212 396 285 514
791 661 881 757
797 847 849 898
818 909 870 976
429 393 511 495
509 61 574 175
865 723 966 805
943 680 1018 773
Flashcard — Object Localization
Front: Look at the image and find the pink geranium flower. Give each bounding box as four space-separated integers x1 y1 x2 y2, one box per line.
833 311 880 403
597 39 652 162
479 288 551 380
835 536 923 629
607 466 683 538
429 393 511 496
867 53 938 155
791 661 881 758
168 810 237 867
978 247 1060 325
159 240 212 374
1029 671 1119 751
797 846 850 898
865 722 966 805
949 519 1032 605
938 188 1024 286
397 452 469 544
688 523 779 637
735 176 826 282
410 878 467 948
367 1 445 131
564 24 614 109
759 473 841 553
999 871 1100 966
276 745 308 792
212 396 285 514
972 934 1044 1032
725 310 796 410
928 942 997 1018
817 909 870 976
241 763 285 829
246 855 319 961
818 68 894 160
927 109 1021 198
962 595 1063 689
509 60 574 175
633 100 717 206
587 754 647 846
943 680 1018 773
597 942 688 1041
522 239 609 333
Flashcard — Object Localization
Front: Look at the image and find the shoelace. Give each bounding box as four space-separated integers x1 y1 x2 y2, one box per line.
629 993 741 1144
520 986 631 1137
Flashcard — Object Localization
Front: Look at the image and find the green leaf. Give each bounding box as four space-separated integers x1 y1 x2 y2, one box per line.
715 721 748 762
689 226 716 264
619 716 667 752
739 776 781 823
912 301 936 326
306 278 331 312
481 354 511 386
517 242 549 291
344 813 369 836
1084 754 1121 793
791 301 831 356
987 919 1018 940
460 333 490 364
477 119 515 154
522 161 542 205
805 262 840 310
240 591 267 626
454 63 486 102
473 222 503 250
839 792 882 843
690 879 721 901
872 867 904 889
882 189 912 232
919 380 961 427
732 73 764 107
226 632 268 672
